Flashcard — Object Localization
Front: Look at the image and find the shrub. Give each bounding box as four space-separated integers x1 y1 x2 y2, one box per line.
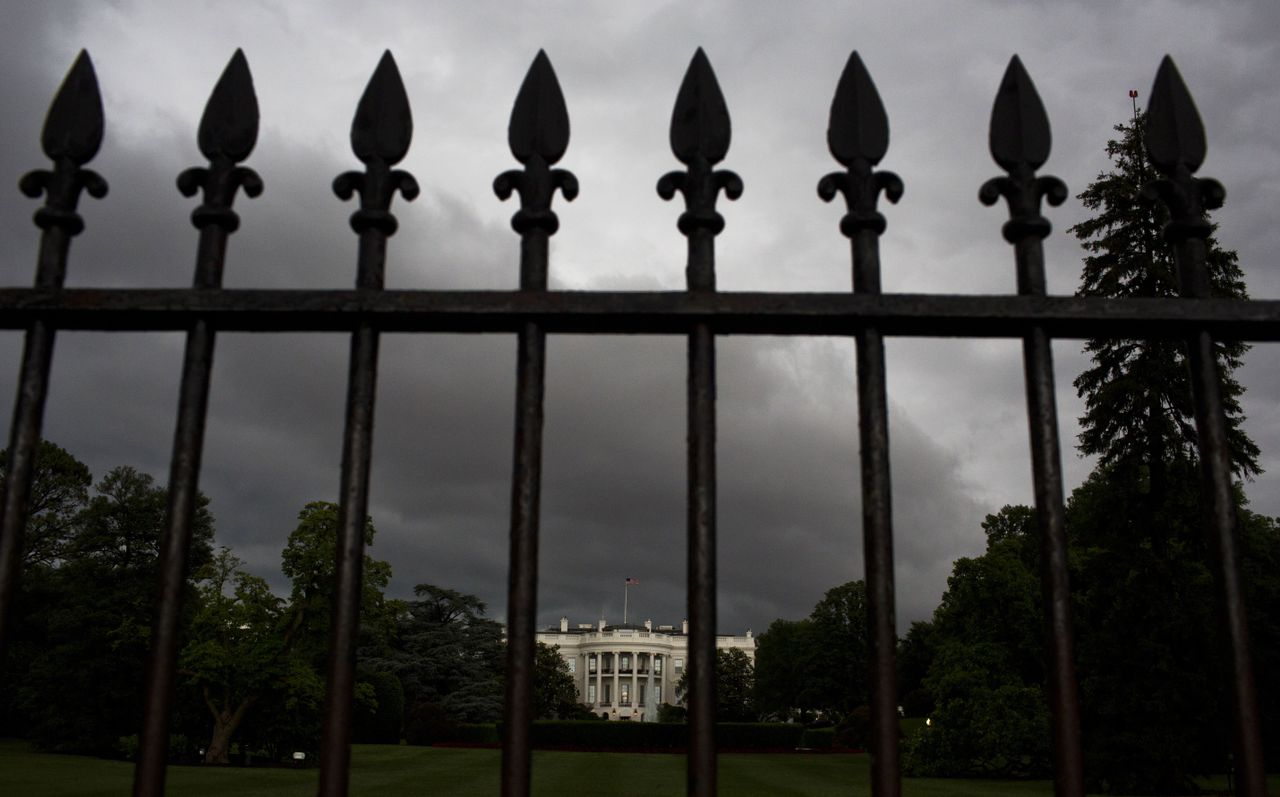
353 671 404 744
716 723 804 750
404 702 458 746
799 727 834 750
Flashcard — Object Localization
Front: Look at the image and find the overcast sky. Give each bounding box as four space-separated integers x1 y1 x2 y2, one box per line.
2 1 1278 635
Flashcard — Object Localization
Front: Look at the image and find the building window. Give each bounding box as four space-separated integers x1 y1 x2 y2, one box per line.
603 683 612 704
620 654 631 671
656 685 662 704
567 658 576 674
638 683 646 707
674 657 683 674
655 656 663 675
588 655 597 673
587 684 596 704
620 682 630 706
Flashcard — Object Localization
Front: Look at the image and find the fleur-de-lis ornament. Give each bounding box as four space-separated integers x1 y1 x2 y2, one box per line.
494 50 578 237
1142 56 1224 248
19 51 109 244
176 49 263 244
979 56 1067 243
658 49 743 245
818 51 903 240
333 51 419 240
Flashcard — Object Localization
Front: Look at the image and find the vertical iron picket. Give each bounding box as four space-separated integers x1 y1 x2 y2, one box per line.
1142 56 1266 797
134 50 262 797
818 51 904 797
494 50 577 796
658 48 741 796
979 55 1084 796
1 51 107 653
320 51 418 797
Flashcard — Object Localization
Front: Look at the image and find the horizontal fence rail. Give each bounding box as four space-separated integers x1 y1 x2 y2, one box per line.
0 42 1272 797
0 289 1278 338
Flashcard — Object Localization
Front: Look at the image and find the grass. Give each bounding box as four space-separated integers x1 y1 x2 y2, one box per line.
2 739 1275 796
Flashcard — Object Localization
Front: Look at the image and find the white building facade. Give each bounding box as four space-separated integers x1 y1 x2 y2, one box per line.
536 617 755 721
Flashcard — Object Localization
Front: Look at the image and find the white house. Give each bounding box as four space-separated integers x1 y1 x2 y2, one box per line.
536 617 755 721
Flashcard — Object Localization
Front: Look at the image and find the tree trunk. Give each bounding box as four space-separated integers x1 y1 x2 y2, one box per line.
203 687 257 764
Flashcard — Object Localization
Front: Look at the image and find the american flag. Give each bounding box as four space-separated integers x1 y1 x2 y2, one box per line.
625 577 639 585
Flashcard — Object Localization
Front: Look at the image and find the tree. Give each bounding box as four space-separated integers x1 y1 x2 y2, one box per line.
903 507 1051 779
753 618 821 721
16 465 214 754
181 548 285 764
1064 107 1266 793
677 647 757 722
1068 109 1258 490
532 642 581 720
181 502 392 762
0 439 91 567
754 581 870 723
366 583 504 729
807 581 870 718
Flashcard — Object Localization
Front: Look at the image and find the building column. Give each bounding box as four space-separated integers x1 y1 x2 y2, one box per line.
630 651 638 719
646 654 656 721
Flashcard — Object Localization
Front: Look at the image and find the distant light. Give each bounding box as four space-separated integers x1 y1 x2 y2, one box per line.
925 717 932 727
293 751 306 760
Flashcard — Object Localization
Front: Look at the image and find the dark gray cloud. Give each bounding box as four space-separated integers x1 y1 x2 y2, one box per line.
2 1 1277 638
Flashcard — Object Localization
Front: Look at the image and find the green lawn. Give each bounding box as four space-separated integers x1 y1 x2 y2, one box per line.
1 739 1273 796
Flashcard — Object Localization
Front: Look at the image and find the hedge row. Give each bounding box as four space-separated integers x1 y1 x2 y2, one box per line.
424 721 808 751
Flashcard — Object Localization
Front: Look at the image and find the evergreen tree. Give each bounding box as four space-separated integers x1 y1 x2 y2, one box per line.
1068 108 1258 489
1065 105 1270 792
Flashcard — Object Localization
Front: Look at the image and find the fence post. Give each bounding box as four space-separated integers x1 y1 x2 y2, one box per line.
658 48 741 797
320 51 418 797
979 55 1083 797
494 50 577 796
1 51 107 656
134 49 262 797
819 51 903 797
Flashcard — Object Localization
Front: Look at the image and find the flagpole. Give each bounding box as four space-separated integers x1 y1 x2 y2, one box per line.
623 580 629 625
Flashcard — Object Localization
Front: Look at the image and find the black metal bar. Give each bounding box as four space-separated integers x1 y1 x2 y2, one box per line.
686 248 718 797
658 48 742 796
852 235 900 797
1 51 107 658
3 289 1278 340
1141 57 1266 796
134 51 261 796
319 51 417 797
819 53 902 795
980 57 1084 795
494 51 575 795
1176 239 1266 797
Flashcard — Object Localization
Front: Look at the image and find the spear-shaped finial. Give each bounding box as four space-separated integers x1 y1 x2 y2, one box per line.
494 50 578 238
657 48 743 246
333 51 419 240
979 55 1067 244
177 49 263 241
1142 55 1223 246
818 51 903 239
19 50 109 241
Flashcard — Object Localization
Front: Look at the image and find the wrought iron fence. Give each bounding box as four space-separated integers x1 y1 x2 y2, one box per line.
0 46 1275 797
